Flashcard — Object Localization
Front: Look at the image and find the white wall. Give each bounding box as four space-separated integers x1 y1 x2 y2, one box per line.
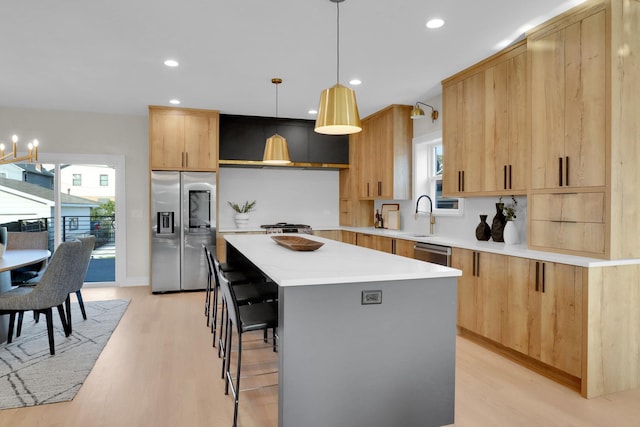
219 167 339 229
0 106 148 285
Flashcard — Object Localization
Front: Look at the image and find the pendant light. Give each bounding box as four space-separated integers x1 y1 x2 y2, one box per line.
314 0 361 135
263 77 291 164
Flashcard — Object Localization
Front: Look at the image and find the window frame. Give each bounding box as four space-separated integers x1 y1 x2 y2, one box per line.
100 174 109 186
412 131 464 216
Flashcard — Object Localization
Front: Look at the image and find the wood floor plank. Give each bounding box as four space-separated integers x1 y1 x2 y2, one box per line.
0 286 638 427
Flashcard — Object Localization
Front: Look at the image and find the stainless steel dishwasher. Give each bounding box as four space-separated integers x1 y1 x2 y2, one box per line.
414 242 452 266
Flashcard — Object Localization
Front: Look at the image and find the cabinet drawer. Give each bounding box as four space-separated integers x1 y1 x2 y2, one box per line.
530 193 604 223
530 220 605 255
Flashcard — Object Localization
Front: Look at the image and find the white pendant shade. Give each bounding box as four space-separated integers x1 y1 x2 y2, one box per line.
314 83 361 135
263 133 291 164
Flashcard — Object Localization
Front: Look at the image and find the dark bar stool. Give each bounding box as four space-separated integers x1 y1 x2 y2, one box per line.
218 266 278 427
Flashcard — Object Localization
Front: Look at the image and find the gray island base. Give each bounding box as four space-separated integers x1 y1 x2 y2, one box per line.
224 234 461 427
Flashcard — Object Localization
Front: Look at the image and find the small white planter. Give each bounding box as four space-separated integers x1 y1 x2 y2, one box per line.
503 221 519 245
234 213 250 229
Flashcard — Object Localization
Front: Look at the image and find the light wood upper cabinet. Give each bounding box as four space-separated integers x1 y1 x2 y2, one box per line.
358 105 412 200
530 9 606 190
442 41 528 196
149 106 219 171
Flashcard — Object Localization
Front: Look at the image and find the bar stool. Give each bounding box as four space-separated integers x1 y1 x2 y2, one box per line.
210 254 278 355
218 267 278 427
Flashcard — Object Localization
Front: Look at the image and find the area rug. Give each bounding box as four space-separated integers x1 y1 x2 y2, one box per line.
0 299 129 410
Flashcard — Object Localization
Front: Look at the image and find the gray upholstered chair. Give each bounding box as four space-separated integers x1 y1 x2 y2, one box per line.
6 231 49 285
66 236 95 332
0 240 84 355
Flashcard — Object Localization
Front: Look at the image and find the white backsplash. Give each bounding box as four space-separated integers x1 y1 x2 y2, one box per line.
218 167 340 229
375 196 528 243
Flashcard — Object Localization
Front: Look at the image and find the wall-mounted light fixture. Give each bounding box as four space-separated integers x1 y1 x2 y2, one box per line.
314 0 361 135
410 102 439 122
0 134 40 165
263 78 291 164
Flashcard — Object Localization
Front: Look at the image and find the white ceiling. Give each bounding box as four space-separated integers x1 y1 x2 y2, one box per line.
1 0 585 120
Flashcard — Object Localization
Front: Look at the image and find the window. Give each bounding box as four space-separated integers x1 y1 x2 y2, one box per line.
100 174 108 186
72 174 82 186
413 132 463 215
68 217 79 230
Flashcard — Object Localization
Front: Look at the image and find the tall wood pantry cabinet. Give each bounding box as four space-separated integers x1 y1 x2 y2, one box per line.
528 0 640 260
149 106 219 171
442 41 528 196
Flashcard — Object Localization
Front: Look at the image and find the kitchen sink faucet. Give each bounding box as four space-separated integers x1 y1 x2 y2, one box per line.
415 194 436 235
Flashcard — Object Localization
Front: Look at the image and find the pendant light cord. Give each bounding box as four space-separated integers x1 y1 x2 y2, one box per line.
336 1 340 84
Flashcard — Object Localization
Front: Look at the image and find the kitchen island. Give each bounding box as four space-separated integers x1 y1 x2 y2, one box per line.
224 234 461 427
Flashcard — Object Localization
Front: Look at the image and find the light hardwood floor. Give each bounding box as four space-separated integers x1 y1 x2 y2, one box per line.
1 286 639 427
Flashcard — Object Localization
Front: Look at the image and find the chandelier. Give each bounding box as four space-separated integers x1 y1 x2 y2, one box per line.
0 135 40 165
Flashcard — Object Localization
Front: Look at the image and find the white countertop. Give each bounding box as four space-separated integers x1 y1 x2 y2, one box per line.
219 225 640 268
340 226 640 268
224 234 461 287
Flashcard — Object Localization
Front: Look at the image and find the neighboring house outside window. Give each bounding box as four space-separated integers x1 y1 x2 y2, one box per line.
100 174 108 186
413 132 463 215
72 174 82 186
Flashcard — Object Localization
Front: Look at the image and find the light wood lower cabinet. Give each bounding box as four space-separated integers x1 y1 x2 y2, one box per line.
505 257 583 378
452 248 506 343
356 233 393 253
393 239 415 258
312 230 342 241
454 248 583 381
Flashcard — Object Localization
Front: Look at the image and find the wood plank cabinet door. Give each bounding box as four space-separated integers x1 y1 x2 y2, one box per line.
442 82 464 196
452 248 477 332
182 113 218 171
503 256 537 355
393 239 414 258
150 111 185 169
460 72 485 194
475 251 507 343
484 50 528 193
538 262 583 377
530 10 606 190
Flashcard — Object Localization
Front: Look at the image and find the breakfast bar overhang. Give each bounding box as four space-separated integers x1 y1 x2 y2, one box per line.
224 234 462 427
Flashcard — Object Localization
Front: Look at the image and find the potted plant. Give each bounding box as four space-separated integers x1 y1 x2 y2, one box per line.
501 196 519 244
228 200 256 228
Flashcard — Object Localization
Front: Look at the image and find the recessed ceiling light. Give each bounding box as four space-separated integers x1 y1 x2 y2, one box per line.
308 109 318 115
169 99 181 105
349 79 362 86
426 18 445 29
164 59 179 67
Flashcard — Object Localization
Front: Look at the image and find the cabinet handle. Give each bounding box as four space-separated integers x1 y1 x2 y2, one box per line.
367 182 370 197
476 252 480 277
565 156 569 187
558 157 563 187
181 152 185 168
461 170 465 192
535 261 540 292
542 263 546 293
472 251 476 276
458 171 461 192
185 152 188 168
509 165 512 189
503 165 507 189
378 181 382 196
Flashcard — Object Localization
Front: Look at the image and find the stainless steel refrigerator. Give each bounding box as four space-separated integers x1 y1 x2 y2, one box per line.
151 171 216 293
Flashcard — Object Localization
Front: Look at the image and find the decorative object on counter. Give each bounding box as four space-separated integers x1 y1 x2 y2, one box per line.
475 215 491 241
314 0 361 135
386 211 400 230
228 200 256 229
502 195 519 245
410 102 439 122
271 235 324 251
0 226 6 257
263 78 291 164
374 209 382 228
380 203 399 229
0 134 40 165
491 202 506 242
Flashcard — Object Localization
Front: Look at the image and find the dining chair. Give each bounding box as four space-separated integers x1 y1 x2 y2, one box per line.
6 231 49 285
0 240 84 355
65 236 95 333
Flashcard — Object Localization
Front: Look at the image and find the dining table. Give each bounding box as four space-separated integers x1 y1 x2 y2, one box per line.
0 249 51 343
